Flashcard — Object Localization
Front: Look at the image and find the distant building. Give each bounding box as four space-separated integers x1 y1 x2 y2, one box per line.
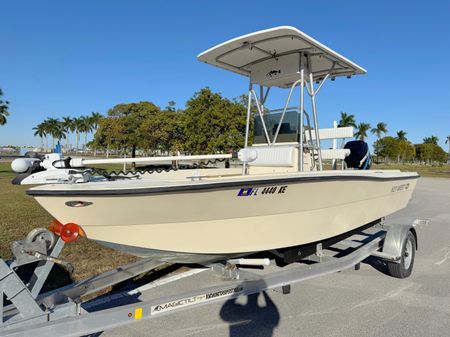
0 147 19 154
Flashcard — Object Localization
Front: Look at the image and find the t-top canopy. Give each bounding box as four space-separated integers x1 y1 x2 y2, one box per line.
197 26 366 88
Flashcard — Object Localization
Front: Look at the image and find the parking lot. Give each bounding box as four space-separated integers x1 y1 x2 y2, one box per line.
102 177 450 337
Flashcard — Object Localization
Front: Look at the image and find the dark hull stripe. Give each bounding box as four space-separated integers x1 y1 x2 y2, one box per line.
27 173 419 197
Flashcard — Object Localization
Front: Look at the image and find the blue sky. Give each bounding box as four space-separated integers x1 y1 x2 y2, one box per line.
1 0 449 150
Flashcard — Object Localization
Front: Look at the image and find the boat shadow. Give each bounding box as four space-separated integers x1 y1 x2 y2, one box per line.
220 290 280 337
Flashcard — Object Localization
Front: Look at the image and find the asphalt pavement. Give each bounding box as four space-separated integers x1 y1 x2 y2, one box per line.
103 177 450 337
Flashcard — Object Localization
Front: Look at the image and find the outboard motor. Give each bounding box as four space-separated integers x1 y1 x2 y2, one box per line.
344 140 371 170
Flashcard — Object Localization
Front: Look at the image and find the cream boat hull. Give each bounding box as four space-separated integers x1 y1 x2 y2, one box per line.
28 170 418 262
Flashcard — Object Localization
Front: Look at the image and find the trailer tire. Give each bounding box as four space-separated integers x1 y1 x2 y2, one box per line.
387 231 416 279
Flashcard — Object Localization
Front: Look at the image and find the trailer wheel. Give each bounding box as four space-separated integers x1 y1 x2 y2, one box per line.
387 231 416 279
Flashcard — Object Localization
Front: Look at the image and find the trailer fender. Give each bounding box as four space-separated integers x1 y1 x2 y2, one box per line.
382 224 418 263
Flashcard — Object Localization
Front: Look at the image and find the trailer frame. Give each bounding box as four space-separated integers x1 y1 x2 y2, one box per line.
0 219 418 337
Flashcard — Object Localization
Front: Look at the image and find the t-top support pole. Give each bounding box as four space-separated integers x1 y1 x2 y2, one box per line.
259 86 264 110
308 56 323 170
272 79 302 144
249 89 271 145
243 81 253 175
299 53 305 172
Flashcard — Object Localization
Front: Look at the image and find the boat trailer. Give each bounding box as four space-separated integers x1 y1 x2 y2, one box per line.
0 220 419 337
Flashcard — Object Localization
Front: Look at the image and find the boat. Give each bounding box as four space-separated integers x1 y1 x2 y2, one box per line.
12 26 419 264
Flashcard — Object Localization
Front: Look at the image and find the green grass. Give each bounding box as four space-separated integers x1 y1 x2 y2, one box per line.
0 160 448 280
372 163 450 178
0 162 136 280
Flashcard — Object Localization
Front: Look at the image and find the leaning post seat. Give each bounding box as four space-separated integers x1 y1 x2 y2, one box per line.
247 126 355 173
248 144 302 173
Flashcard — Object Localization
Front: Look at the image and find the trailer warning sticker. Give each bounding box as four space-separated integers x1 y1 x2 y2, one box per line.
238 185 287 197
150 286 243 315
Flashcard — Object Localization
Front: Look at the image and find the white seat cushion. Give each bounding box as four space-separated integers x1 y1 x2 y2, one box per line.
249 145 295 167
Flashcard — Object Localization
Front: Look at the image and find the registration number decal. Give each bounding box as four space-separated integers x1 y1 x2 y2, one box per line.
238 185 288 197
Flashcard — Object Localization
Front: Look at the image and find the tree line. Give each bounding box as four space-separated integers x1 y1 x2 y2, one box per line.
91 88 247 156
32 113 102 151
28 87 449 164
338 112 448 164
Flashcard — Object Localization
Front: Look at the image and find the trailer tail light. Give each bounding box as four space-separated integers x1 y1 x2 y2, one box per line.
49 220 85 243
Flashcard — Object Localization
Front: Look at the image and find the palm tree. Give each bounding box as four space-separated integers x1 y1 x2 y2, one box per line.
85 115 94 149
32 123 46 149
423 135 439 145
396 130 407 141
78 115 94 151
90 112 102 131
446 136 450 161
338 112 357 128
40 119 53 151
0 88 10 126
370 122 387 162
371 122 388 139
55 120 67 143
73 117 84 150
354 122 371 141
0 111 9 126
61 116 74 151
45 118 61 149
90 112 102 155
